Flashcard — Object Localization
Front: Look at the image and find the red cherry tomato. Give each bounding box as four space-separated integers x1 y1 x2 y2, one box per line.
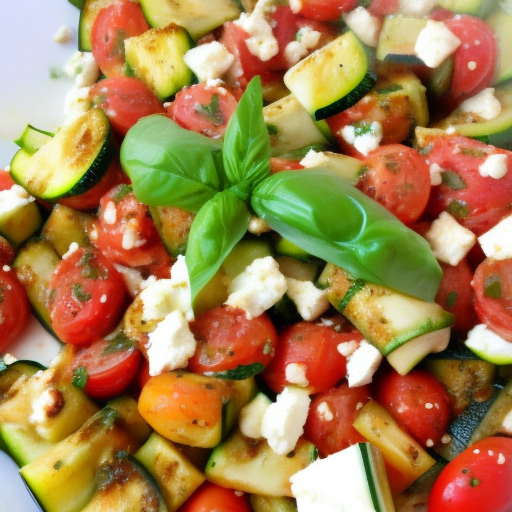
178 482 252 512
367 0 399 17
304 382 371 457
435 258 479 334
91 0 149 77
187 306 277 376
0 169 16 191
428 437 512 512
72 334 141 399
424 134 512 236
261 321 363 394
89 77 165 137
0 265 31 350
472 257 512 341
356 144 431 225
169 82 239 139
372 368 452 448
92 184 173 276
49 247 128 345
294 0 358 21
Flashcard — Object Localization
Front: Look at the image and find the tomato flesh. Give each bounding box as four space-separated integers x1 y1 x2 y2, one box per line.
178 482 252 512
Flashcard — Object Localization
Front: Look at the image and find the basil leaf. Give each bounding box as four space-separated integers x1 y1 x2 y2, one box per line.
252 169 442 302
222 77 271 198
186 190 251 304
120 115 224 213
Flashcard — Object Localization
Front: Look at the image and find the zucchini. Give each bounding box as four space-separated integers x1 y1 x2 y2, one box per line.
263 95 329 156
10 109 113 201
432 87 512 150
139 0 242 40
78 0 116 51
149 205 195 257
205 428 317 497
487 6 512 85
290 442 394 512
318 263 454 374
437 0 494 15
135 433 205 511
14 124 54 154
13 239 61 333
283 30 377 121
41 203 95 257
81 452 168 512
353 400 437 495
0 359 44 404
297 150 364 185
20 406 141 512
107 395 152 446
249 494 297 512
124 24 193 101
222 237 273 279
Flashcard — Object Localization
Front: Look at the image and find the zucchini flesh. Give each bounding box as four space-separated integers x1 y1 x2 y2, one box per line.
10 109 113 201
139 0 241 40
284 30 377 121
487 6 512 85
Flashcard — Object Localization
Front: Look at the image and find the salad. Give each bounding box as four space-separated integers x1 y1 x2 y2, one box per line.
2 0 512 511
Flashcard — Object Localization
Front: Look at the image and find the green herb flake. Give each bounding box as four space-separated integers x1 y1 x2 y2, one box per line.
73 283 92 302
194 94 225 126
446 291 458 309
72 365 88 389
102 332 137 355
376 84 403 95
470 478 481 487
113 184 133 203
484 275 502 299
446 200 470 219
460 147 487 158
441 171 467 190
266 123 279 136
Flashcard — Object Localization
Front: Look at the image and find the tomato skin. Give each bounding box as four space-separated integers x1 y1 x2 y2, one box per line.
169 82 239 139
356 144 431 225
91 0 149 77
93 184 173 276
72 335 141 399
428 437 512 512
372 368 452 448
89 77 165 137
261 321 363 394
49 247 128 345
0 265 30 350
0 169 16 191
472 257 512 341
269 157 304 173
304 382 371 457
187 306 277 375
294 0 358 21
0 236 15 265
178 482 252 512
367 0 399 17
424 134 512 236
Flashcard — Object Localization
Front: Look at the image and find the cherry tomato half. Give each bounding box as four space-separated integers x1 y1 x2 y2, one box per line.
178 482 252 512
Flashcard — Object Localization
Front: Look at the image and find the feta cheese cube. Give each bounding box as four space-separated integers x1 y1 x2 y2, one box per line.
183 41 234 82
0 184 35 215
346 340 382 387
341 122 383 156
425 212 476 266
415 20 461 68
343 7 382 48
459 88 502 121
299 149 330 168
478 153 508 179
285 277 330 321
285 362 309 387
146 310 197 376
284 26 321 66
478 214 512 259
398 0 437 16
225 256 287 319
261 386 311 455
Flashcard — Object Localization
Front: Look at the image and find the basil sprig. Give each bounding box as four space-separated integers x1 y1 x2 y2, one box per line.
121 77 441 305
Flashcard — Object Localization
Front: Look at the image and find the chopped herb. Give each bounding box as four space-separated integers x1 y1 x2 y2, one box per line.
266 123 279 136
49 66 64 79
376 84 403 95
470 478 481 487
72 365 88 389
194 94 224 126
460 147 487 158
353 122 373 137
441 171 467 190
102 333 137 355
484 275 502 299
447 200 470 218
113 184 133 203
73 283 92 302
446 291 458 309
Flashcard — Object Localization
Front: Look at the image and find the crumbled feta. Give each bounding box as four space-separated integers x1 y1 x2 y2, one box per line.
139 255 194 321
239 393 271 439
478 214 512 259
184 41 235 82
248 216 271 235
346 340 382 387
459 88 502 120
225 256 287 319
64 85 93 122
343 7 382 48
64 51 100 88
285 277 330 321
478 153 508 179
285 362 309 387
425 212 476 266
122 219 147 250
103 201 117 225
146 310 197 376
53 24 73 44
429 163 444 186
29 387 62 427
261 386 311 455
284 26 321 66
465 323 512 360
62 242 79 260
398 0 437 16
235 0 279 61
415 20 461 68
336 339 360 358
299 149 330 168
114 264 145 298
289 0 302 13
341 122 383 156
0 184 34 215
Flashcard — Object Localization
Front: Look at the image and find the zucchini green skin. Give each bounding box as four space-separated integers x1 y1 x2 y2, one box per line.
78 0 116 51
10 109 114 201
14 124 54 154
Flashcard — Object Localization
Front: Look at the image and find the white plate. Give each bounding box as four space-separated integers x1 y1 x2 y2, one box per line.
0 0 79 509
